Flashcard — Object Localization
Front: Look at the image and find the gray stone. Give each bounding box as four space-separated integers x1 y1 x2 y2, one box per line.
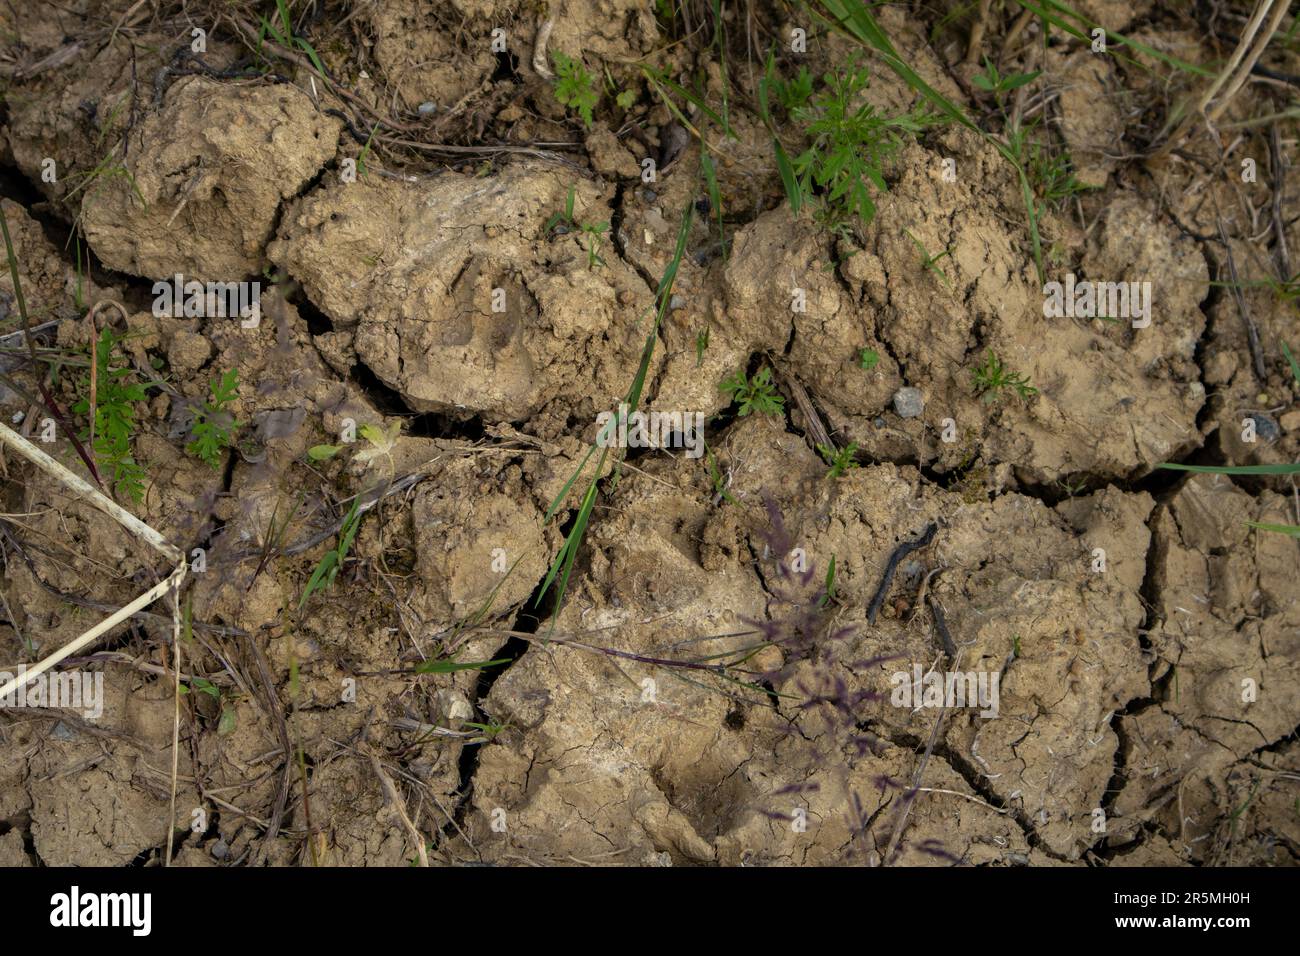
1249 413 1280 443
892 387 924 418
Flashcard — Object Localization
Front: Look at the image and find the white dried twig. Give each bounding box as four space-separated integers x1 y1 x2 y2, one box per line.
0 421 188 866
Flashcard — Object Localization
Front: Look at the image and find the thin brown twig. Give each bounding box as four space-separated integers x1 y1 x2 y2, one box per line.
1218 217 1268 381
362 742 428 867
1269 123 1291 279
963 0 994 71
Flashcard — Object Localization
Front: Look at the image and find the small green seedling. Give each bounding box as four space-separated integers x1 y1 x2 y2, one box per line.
73 328 149 501
307 420 395 466
720 366 784 417
772 64 814 112
546 186 609 269
464 720 509 740
1281 341 1300 383
353 420 402 474
817 442 860 478
1271 273 1300 305
972 350 1037 403
1007 121 1097 208
1217 274 1300 306
356 122 376 180
972 56 1040 105
581 222 610 269
186 369 240 469
552 51 599 128
819 555 838 608
858 347 879 370
706 447 738 506
180 676 237 734
905 229 953 289
299 495 364 609
696 327 710 366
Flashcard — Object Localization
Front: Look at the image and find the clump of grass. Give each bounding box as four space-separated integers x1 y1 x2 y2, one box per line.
1006 121 1097 208
257 0 327 77
808 0 1047 281
971 350 1037 403
769 58 937 234
186 369 240 469
720 366 785 417
747 497 921 859
72 328 150 501
64 96 143 211
299 494 364 609
552 51 599 128
65 148 144 209
546 185 609 270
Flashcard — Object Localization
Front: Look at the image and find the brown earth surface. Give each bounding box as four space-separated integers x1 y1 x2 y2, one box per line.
0 0 1296 867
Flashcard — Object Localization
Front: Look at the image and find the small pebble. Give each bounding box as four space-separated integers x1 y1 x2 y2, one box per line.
417 102 437 116
1249 413 1281 443
669 294 685 310
643 189 658 202
51 721 76 741
892 386 924 419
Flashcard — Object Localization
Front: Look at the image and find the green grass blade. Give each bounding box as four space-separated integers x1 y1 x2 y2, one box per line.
701 149 726 255
1282 341 1300 384
773 139 803 213
414 657 510 674
275 0 294 36
1248 521 1300 537
1012 0 1213 76
536 199 695 621
296 37 328 78
642 66 734 138
542 441 601 522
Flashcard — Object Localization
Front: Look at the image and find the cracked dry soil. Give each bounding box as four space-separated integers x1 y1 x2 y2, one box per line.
0 0 1297 867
